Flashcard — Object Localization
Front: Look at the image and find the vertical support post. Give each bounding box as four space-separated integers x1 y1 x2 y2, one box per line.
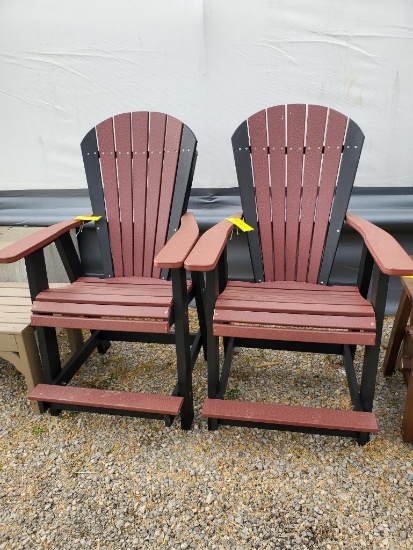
25 250 62 385
55 233 83 282
359 265 388 444
171 267 193 430
357 243 374 299
191 271 208 360
205 267 220 430
218 247 229 355
383 286 412 375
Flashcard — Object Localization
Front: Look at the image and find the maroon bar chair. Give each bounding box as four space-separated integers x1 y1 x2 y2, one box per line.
185 104 413 444
0 112 205 429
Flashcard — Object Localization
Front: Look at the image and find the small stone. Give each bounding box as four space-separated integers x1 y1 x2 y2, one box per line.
115 520 124 529
206 493 214 505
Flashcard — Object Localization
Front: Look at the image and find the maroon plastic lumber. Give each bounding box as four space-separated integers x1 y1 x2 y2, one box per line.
152 116 183 277
143 113 167 277
285 104 306 281
248 110 274 281
202 399 378 433
31 315 169 333
154 213 199 269
267 105 287 281
29 384 184 416
0 218 85 263
132 112 149 276
213 324 375 346
307 109 347 283
346 212 413 276
97 118 124 277
184 213 242 272
32 301 170 319
114 113 134 276
296 105 327 281
35 290 172 306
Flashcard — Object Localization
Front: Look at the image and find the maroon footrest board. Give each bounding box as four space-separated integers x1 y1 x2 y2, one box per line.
29 384 184 416
202 398 378 433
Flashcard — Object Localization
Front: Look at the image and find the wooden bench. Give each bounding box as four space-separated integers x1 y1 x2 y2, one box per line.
0 282 82 414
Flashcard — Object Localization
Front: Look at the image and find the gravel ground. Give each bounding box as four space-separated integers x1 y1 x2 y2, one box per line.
0 314 412 549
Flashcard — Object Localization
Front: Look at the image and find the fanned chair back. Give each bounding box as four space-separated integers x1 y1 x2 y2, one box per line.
232 105 364 285
81 112 197 279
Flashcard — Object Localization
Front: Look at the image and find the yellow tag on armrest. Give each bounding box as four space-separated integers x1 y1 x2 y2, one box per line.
403 276 413 278
226 217 254 232
75 216 102 222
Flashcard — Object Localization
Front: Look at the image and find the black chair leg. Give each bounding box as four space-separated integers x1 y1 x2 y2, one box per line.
172 268 194 430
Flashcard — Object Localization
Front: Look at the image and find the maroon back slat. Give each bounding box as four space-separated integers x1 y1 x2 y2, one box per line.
248 110 274 281
307 109 348 283
267 105 286 281
114 114 133 277
152 116 183 278
285 105 306 281
132 112 149 277
296 105 327 282
143 113 167 277
96 119 124 277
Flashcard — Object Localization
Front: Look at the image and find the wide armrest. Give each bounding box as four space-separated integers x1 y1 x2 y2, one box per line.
0 218 85 264
346 212 413 276
154 213 199 269
184 212 243 271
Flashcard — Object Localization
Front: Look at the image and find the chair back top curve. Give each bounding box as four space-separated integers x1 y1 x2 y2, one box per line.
232 104 364 285
81 112 197 279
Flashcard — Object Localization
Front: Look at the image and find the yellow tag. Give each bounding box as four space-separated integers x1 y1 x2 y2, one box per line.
75 215 102 222
403 275 413 278
226 217 254 232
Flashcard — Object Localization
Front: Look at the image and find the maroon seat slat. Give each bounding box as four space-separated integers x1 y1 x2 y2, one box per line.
41 285 173 298
214 309 375 331
202 399 378 433
76 276 174 285
213 324 376 346
32 301 170 319
226 280 358 292
216 299 372 316
31 315 169 333
222 287 371 305
35 291 172 307
29 384 184 416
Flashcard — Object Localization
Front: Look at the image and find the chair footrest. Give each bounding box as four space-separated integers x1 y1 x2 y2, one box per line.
202 398 378 433
29 384 184 416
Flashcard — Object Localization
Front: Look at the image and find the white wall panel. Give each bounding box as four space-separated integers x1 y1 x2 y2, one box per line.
0 0 412 190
